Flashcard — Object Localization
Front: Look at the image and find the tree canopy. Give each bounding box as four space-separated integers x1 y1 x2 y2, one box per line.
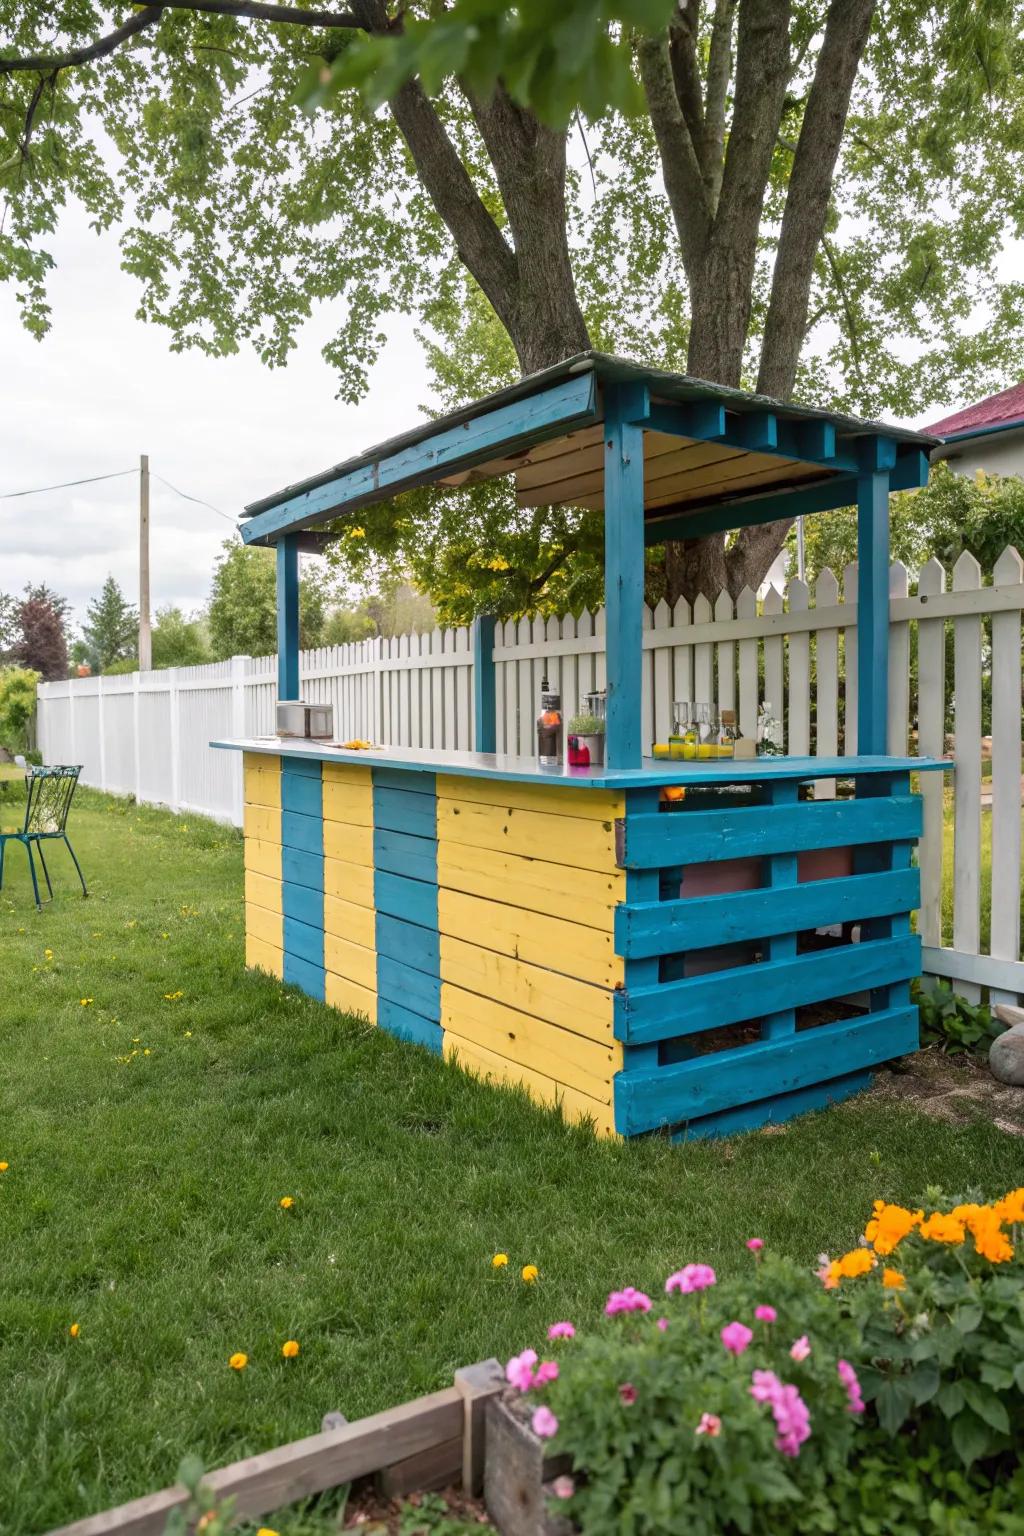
78 575 139 670
3 2 1024 611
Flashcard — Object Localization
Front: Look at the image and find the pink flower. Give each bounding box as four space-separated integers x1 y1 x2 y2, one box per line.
534 1360 559 1386
547 1321 575 1341
789 1335 811 1362
532 1405 559 1439
505 1348 538 1392
750 1370 811 1458
665 1264 717 1295
754 1305 777 1323
720 1321 754 1356
746 1238 764 1252
695 1412 722 1437
551 1476 575 1500
837 1359 865 1414
656 1317 669 1332
619 1383 637 1405
605 1287 652 1316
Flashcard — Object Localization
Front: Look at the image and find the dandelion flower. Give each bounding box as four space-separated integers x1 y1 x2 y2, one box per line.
163 990 184 1001
280 1196 295 1210
44 948 53 960
257 1527 280 1535
80 998 94 1007
521 1264 539 1283
229 1352 248 1371
69 1323 80 1338
491 1252 509 1269
0 1162 8 1172
282 1340 300 1359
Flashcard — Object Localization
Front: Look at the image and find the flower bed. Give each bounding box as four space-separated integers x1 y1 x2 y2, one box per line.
500 1189 1024 1535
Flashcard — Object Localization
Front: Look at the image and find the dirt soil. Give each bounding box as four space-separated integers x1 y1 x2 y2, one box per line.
870 1049 1024 1137
342 1484 495 1532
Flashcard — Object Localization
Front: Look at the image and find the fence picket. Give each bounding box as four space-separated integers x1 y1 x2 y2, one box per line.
813 569 839 799
989 546 1024 1004
735 587 758 744
787 578 810 757
916 556 947 950
952 552 984 1002
762 585 784 747
887 561 911 756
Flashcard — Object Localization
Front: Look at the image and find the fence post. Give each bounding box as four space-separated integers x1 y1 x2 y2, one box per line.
168 668 181 813
97 674 107 792
230 654 247 826
472 615 497 753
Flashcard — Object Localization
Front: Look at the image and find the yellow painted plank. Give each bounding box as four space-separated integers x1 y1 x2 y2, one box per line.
246 901 283 950
438 775 623 822
323 819 374 866
244 756 282 809
438 888 623 990
437 798 617 874
245 868 282 914
324 932 378 992
440 933 614 1040
324 855 375 908
324 893 376 951
322 761 372 788
246 934 283 979
442 984 620 1103
322 776 374 828
244 836 282 881
443 1031 616 1139
325 970 377 1024
244 803 281 845
437 839 623 933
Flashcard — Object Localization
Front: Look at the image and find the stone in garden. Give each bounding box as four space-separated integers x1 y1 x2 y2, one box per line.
993 1004 1024 1030
989 1024 1024 1087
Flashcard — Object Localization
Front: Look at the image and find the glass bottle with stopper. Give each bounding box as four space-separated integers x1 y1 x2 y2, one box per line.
536 675 563 768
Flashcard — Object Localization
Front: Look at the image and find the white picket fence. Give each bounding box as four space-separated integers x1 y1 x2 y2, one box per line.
36 548 1024 1002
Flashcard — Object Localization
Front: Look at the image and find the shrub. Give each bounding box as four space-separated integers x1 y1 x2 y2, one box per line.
0 666 39 753
912 978 1001 1055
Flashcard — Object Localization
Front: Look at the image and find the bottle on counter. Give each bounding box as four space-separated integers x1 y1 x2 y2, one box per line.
537 676 563 768
757 701 783 756
717 708 737 758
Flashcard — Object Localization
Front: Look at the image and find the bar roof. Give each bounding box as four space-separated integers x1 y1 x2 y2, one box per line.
241 351 938 547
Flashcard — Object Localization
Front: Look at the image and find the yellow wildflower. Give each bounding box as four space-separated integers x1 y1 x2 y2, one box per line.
163 990 183 1001
346 526 366 539
280 1196 295 1210
44 948 53 960
281 1340 300 1359
229 1352 248 1370
69 1323 80 1338
826 1248 875 1287
882 1268 906 1290
0 1162 8 1172
865 1201 921 1255
918 1212 966 1246
521 1264 539 1283
80 998 94 1007
257 1528 280 1536
491 1253 509 1270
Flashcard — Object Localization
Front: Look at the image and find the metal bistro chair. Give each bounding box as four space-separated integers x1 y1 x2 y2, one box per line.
0 765 88 910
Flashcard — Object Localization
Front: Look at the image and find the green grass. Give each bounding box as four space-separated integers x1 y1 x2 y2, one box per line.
1 791 1021 1535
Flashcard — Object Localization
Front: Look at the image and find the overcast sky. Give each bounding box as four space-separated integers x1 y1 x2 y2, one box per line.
1 199 431 630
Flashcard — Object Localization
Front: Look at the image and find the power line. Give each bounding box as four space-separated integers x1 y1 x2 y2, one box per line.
0 467 136 498
152 472 236 526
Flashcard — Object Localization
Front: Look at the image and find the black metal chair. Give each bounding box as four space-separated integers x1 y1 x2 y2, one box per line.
0 765 88 910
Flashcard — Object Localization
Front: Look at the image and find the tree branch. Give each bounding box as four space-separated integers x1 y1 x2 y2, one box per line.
0 9 162 75
0 70 50 174
756 0 875 398
636 28 710 278
702 0 735 212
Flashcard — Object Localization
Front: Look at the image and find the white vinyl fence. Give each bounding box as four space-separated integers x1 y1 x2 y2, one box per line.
37 547 1024 1002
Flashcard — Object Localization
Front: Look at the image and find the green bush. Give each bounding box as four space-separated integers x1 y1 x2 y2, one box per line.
912 979 1002 1055
513 1187 1024 1535
0 666 39 753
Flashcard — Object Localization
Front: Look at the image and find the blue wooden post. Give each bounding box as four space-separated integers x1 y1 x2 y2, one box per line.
856 439 896 755
276 534 300 701
472 614 497 753
603 383 649 770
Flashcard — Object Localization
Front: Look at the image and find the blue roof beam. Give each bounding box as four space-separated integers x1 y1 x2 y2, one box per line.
637 400 861 473
241 372 600 546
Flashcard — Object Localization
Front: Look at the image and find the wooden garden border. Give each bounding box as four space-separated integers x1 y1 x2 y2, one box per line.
48 1361 504 1536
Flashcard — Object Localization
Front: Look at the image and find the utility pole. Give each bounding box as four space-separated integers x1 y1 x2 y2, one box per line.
139 452 152 671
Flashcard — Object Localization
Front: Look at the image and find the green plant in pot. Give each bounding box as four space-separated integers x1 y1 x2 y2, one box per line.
568 711 606 767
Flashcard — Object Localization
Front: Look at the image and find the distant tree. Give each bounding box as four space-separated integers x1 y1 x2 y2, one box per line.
207 541 334 659
151 606 211 669
0 593 18 661
13 589 68 679
322 606 377 646
0 666 39 753
80 577 139 671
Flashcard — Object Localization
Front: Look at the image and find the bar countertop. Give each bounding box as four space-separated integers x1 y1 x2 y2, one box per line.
214 737 951 789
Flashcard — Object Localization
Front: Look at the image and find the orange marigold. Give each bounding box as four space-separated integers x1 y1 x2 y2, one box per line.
882 1268 906 1290
994 1188 1024 1225
827 1247 875 1286
918 1212 966 1245
865 1201 921 1256
963 1209 1014 1264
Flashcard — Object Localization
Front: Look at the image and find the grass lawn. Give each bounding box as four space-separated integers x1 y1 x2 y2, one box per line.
1 791 1021 1536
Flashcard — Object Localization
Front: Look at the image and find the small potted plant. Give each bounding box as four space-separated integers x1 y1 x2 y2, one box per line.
567 691 606 768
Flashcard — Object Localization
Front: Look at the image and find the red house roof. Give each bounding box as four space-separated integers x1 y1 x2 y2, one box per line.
926 380 1024 437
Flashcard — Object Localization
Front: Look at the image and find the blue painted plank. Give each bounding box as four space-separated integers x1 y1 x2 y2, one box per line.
282 879 323 929
281 809 324 857
377 954 441 1022
604 383 647 770
615 1005 919 1134
614 934 921 1044
373 827 438 884
645 403 852 469
473 615 497 754
668 1070 873 1141
615 867 920 958
372 785 438 839
242 374 599 545
377 997 443 1054
284 913 325 969
374 870 438 928
276 535 300 699
762 780 799 1040
621 788 661 1073
371 766 437 796
617 794 922 868
281 755 323 778
281 772 323 817
282 845 324 892
857 461 890 755
283 952 326 1002
375 913 440 974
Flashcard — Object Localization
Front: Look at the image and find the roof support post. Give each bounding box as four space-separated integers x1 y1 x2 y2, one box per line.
856 439 897 754
604 383 649 770
472 614 497 753
277 534 301 702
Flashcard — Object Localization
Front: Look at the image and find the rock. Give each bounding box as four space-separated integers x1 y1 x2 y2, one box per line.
989 1024 1024 1087
993 1003 1024 1029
